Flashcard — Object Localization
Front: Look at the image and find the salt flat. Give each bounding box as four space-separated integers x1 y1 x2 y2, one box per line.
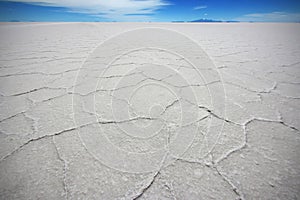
0 23 299 199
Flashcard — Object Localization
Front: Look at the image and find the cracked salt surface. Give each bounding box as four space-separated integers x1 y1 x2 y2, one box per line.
0 23 299 199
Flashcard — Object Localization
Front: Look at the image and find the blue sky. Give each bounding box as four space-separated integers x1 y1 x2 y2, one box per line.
1 0 300 22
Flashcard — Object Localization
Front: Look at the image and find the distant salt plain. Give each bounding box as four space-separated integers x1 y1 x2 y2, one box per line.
0 23 299 199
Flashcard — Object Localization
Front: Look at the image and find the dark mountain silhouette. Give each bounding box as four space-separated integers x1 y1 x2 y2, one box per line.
190 18 239 23
172 19 239 23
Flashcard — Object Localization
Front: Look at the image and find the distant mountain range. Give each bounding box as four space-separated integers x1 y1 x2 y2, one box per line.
172 19 239 23
8 18 239 23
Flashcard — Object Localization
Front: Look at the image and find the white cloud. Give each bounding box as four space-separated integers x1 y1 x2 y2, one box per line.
236 11 300 22
8 0 170 21
194 5 207 10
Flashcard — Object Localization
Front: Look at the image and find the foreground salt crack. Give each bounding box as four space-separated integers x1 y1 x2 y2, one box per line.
0 23 299 200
